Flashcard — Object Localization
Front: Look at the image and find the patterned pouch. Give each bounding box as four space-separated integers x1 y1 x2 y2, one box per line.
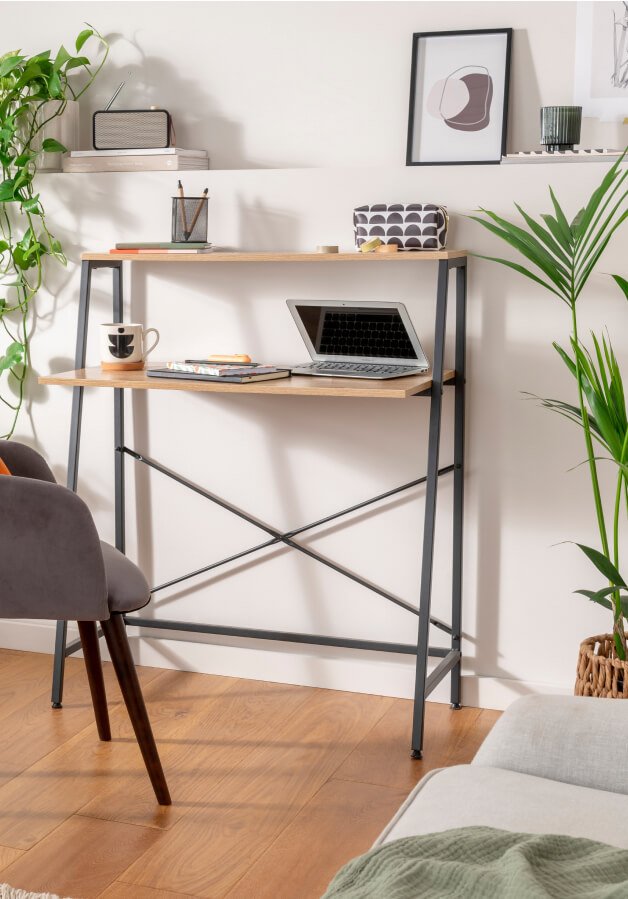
353 203 448 250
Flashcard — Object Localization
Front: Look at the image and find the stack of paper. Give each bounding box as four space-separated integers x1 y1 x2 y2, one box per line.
62 148 209 173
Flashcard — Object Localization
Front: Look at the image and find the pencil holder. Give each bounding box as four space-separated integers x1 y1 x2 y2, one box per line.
171 196 208 243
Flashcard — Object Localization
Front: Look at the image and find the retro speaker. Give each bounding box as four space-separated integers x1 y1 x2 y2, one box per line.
93 109 172 150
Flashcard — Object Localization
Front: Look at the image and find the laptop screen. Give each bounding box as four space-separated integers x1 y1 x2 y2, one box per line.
292 304 418 359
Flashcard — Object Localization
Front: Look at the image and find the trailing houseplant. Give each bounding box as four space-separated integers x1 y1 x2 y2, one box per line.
0 27 108 438
471 153 628 693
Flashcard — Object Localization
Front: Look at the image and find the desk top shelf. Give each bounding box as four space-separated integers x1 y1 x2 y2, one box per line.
39 366 455 400
82 249 467 263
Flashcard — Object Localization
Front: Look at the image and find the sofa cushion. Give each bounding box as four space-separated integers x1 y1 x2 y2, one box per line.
473 695 628 795
375 766 628 850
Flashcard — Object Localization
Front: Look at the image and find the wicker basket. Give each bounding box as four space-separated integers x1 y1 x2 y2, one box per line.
575 633 628 698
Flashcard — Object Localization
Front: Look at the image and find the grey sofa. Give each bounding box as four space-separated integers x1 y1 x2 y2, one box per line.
376 695 628 850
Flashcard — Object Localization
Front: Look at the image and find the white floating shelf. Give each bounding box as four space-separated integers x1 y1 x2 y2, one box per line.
502 150 623 164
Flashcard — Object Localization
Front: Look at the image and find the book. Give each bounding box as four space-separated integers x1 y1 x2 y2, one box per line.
115 242 210 249
109 247 213 254
70 148 208 158
62 155 209 173
166 361 283 377
148 368 290 384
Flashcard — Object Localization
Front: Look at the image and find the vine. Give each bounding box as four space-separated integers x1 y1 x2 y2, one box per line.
0 26 108 437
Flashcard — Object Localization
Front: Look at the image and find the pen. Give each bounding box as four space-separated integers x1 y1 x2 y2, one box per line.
177 180 189 238
186 187 209 240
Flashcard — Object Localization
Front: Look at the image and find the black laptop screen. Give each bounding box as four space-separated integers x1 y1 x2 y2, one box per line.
294 305 417 359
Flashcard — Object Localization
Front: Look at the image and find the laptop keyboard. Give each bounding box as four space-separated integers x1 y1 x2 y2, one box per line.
295 362 421 375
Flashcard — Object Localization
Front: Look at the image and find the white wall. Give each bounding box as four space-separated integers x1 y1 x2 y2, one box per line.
1 1 627 709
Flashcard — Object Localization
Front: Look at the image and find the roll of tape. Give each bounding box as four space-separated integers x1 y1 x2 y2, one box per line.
374 243 398 254
360 237 383 253
316 245 339 254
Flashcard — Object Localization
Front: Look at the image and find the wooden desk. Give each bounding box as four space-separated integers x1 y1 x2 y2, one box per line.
40 366 455 400
42 249 467 758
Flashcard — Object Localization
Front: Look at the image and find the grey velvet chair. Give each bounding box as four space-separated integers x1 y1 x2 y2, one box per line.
0 440 171 805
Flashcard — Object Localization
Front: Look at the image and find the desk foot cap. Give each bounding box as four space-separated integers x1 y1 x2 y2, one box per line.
51 702 63 709
411 749 422 760
451 703 462 710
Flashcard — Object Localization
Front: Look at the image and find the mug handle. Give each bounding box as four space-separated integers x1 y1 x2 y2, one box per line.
142 328 160 361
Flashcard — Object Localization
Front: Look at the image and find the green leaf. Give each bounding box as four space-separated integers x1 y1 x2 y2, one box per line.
572 150 627 243
549 187 574 247
470 250 567 300
0 55 24 78
48 70 61 97
574 588 614 610
577 544 627 587
75 28 94 52
13 151 34 167
21 195 41 214
515 203 571 268
571 208 586 232
613 274 628 301
473 208 570 293
575 209 628 297
41 138 66 153
53 45 71 71
0 341 24 372
64 56 89 73
0 178 16 201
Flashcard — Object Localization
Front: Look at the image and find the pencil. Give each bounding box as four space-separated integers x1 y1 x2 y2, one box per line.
186 188 209 240
177 180 189 238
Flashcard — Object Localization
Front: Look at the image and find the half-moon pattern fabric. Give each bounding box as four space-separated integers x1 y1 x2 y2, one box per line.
353 204 448 250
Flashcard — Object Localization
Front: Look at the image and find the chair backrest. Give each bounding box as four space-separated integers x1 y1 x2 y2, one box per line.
0 440 57 482
0 441 109 621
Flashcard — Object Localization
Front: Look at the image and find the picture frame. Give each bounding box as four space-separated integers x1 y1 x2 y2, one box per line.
406 28 512 166
574 1 628 122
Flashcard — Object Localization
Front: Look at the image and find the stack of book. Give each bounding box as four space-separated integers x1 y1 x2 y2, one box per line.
147 361 291 383
62 148 209 173
109 242 213 255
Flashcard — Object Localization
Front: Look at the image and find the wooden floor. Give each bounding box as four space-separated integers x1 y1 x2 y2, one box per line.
0 648 499 898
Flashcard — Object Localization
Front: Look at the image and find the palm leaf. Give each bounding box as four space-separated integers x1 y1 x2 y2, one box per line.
549 187 574 247
514 203 571 267
470 250 567 301
613 273 628 301
470 213 570 295
577 543 626 587
572 149 627 243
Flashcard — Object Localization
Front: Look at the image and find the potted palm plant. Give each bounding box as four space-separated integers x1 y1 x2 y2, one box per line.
0 27 107 438
471 153 628 697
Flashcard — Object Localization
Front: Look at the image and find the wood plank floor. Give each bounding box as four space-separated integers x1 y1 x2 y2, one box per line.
0 648 500 898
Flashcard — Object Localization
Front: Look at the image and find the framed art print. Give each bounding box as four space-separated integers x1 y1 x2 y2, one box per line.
574 1 628 121
406 29 512 166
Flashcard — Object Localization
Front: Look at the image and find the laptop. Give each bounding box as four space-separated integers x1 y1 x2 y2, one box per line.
287 300 430 380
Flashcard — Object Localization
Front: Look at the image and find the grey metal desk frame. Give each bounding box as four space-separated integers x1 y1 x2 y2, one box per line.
49 253 467 758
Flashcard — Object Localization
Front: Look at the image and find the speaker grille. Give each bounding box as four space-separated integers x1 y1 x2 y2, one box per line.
93 110 170 150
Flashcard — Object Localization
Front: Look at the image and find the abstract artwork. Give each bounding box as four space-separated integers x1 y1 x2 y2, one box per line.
575 1 628 121
406 30 512 165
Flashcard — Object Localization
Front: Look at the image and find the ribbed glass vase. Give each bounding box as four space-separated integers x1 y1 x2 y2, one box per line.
540 106 582 153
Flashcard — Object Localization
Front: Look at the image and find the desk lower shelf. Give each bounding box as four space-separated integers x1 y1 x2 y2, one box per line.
39 366 455 399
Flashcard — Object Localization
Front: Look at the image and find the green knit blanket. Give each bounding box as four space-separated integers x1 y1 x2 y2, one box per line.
323 827 628 898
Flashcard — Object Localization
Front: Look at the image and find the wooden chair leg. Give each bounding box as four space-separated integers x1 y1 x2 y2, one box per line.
77 620 111 742
101 614 171 805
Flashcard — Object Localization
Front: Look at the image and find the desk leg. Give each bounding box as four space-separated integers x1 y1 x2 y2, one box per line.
411 260 449 758
52 261 93 708
450 262 466 709
113 264 126 554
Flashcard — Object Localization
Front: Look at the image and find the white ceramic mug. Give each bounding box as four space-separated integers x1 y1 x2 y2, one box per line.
100 323 160 371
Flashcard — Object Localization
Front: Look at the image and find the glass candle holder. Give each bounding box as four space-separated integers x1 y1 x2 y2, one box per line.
540 106 582 153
